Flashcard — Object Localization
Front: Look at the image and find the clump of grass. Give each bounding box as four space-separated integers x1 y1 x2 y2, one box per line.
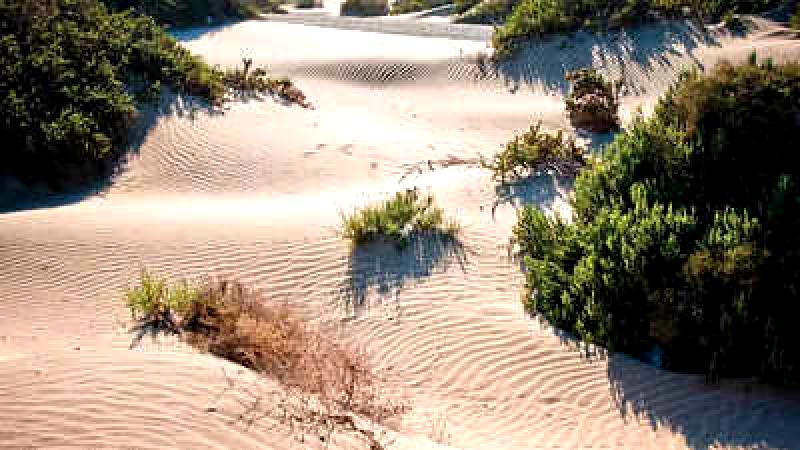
125 275 408 445
340 0 389 16
390 0 449 15
126 270 198 329
482 121 586 182
341 189 459 247
565 68 622 132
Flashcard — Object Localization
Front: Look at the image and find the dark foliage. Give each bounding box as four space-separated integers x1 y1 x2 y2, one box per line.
513 56 800 385
100 0 284 26
565 68 622 132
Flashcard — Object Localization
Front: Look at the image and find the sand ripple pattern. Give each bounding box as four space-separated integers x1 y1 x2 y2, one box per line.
3 16 800 450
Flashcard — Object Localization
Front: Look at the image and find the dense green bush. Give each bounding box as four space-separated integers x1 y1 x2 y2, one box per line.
482 122 585 182
340 0 389 16
341 189 459 247
0 0 306 192
565 68 622 132
492 0 781 56
0 0 229 189
101 0 283 25
513 57 800 384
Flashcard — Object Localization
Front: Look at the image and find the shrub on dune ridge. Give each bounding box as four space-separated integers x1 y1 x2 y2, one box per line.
126 274 408 446
491 0 781 56
482 121 586 182
341 189 460 247
340 0 389 16
565 68 622 132
513 56 800 384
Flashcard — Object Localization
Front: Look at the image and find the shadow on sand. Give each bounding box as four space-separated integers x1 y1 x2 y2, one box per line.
0 94 214 214
494 19 725 96
606 352 800 449
339 233 468 316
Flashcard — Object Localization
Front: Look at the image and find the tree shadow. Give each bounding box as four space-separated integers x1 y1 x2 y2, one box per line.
606 352 800 450
491 173 575 219
0 93 212 213
493 19 723 96
339 233 468 317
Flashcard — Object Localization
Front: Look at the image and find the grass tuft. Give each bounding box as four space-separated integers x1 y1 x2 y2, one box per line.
482 121 586 182
341 189 459 247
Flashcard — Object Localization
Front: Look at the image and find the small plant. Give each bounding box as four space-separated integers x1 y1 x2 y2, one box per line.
340 0 389 16
565 68 622 132
126 270 197 328
482 121 586 182
293 0 322 8
390 0 449 14
341 189 459 247
220 59 313 108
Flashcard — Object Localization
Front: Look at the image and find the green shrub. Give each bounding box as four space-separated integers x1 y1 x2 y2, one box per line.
390 0 448 14
126 270 198 325
341 189 459 246
340 0 389 16
0 0 305 192
513 57 800 384
491 0 781 56
565 68 622 132
456 0 518 24
790 2 800 30
482 122 585 182
101 0 285 25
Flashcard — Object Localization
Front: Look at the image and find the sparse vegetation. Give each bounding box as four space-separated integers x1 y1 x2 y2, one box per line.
389 0 449 14
490 0 781 56
565 68 622 132
455 0 517 24
340 0 389 16
513 56 800 385
101 0 285 25
341 189 459 247
127 274 408 446
790 2 800 30
482 122 586 182
0 0 307 192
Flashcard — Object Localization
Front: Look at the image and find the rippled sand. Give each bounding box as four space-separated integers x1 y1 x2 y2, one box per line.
2 13 800 450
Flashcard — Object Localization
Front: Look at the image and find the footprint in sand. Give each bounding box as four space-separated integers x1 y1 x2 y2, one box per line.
339 144 354 155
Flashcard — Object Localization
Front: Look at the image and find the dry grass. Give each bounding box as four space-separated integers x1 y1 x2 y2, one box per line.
127 275 408 447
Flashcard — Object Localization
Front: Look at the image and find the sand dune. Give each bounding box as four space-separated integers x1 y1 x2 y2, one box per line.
3 13 800 449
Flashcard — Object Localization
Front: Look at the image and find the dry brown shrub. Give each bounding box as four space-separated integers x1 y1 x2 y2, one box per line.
181 278 408 447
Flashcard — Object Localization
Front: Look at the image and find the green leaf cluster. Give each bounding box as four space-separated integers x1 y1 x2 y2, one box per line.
490 0 781 56
0 0 226 189
514 57 800 384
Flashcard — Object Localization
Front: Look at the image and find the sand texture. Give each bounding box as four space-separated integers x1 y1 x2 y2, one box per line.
3 11 800 450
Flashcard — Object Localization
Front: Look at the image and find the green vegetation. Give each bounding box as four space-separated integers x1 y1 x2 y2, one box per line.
341 189 459 246
482 122 585 182
340 0 389 16
0 0 307 192
126 270 197 326
390 0 448 15
513 56 800 384
490 0 781 56
455 0 516 24
100 0 284 26
565 68 622 132
791 2 800 30
126 274 407 445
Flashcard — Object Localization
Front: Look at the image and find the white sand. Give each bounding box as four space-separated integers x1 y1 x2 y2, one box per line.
2 14 800 449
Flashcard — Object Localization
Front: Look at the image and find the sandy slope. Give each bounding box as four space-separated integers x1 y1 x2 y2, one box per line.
3 13 800 450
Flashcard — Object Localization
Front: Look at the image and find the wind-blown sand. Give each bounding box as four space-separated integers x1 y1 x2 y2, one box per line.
3 12 800 449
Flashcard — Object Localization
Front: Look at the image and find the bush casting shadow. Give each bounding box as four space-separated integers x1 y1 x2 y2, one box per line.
340 233 468 316
493 20 721 97
606 353 800 450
